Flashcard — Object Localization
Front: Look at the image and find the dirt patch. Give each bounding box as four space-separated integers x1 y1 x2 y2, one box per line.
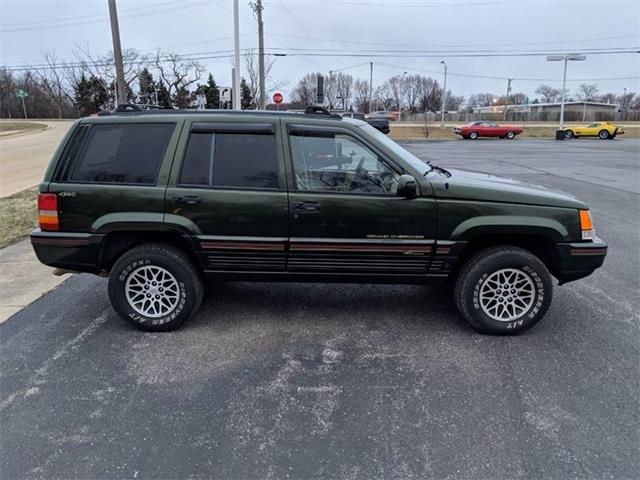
0 187 37 248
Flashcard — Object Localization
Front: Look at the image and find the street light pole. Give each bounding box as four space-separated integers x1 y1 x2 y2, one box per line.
368 62 373 114
233 0 241 110
440 61 447 127
546 54 586 131
503 78 513 121
397 71 406 121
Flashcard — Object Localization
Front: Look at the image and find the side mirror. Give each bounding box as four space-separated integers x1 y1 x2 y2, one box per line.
397 174 419 198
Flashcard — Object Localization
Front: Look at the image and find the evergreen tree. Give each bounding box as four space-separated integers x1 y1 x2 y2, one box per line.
240 77 254 110
74 74 107 116
195 73 220 108
173 86 192 109
138 68 156 105
155 82 170 107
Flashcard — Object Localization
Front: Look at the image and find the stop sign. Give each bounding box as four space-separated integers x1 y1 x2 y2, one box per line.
272 92 283 105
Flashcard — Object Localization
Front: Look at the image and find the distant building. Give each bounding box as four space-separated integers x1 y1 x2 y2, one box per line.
473 101 620 121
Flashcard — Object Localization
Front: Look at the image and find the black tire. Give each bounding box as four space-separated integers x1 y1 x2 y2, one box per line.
598 130 610 140
108 243 203 332
564 129 574 139
454 247 553 335
469 131 479 140
506 130 516 140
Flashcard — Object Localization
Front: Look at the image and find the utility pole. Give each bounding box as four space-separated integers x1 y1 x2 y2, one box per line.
250 1 266 109
232 0 241 110
503 78 513 121
108 0 127 107
440 60 447 127
368 62 373 114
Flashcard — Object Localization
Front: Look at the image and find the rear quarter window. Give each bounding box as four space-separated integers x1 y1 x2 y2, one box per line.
64 123 175 185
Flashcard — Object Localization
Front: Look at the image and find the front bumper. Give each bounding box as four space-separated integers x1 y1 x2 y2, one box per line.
31 229 105 274
555 238 607 284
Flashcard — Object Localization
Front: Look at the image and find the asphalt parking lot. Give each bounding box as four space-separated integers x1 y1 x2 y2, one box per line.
1 139 638 480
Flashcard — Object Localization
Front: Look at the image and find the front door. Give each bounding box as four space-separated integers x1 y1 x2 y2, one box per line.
165 120 289 272
284 124 437 278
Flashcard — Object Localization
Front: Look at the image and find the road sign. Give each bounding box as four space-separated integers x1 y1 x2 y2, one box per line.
272 92 283 105
218 87 231 103
15 90 28 98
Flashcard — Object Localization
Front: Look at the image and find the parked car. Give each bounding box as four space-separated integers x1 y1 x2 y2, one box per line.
453 121 523 140
342 113 390 134
342 112 391 135
31 106 606 335
366 111 399 121
564 122 624 140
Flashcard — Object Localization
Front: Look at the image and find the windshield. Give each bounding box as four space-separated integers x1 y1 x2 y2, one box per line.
358 124 429 175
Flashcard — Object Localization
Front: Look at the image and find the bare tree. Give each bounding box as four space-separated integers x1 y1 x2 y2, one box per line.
353 79 370 113
403 74 424 112
418 77 442 113
598 92 617 104
333 72 354 110
33 51 76 118
467 93 496 107
445 93 464 111
154 51 204 104
244 48 283 108
291 72 322 105
535 84 561 103
576 83 599 101
617 91 636 110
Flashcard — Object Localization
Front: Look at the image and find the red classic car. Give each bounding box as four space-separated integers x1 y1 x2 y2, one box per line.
453 121 523 140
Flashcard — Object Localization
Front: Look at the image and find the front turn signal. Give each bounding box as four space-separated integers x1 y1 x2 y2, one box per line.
579 209 595 240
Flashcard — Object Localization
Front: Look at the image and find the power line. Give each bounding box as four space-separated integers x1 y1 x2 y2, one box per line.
0 0 211 33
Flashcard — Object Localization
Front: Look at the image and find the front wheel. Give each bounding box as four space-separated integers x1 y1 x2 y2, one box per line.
108 244 203 331
454 247 552 335
469 131 479 140
505 130 516 139
598 130 610 140
564 129 574 139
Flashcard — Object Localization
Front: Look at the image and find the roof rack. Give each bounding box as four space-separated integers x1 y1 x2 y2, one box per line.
95 104 343 121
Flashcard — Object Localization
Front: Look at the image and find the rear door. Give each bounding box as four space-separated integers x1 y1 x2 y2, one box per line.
165 119 289 272
283 123 437 277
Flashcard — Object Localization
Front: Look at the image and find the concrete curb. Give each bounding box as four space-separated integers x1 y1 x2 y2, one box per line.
0 238 70 324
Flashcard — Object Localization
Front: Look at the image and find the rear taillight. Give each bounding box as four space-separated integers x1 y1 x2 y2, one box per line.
38 193 59 231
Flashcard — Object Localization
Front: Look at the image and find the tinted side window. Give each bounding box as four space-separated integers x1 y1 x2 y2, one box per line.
68 123 174 184
179 132 279 189
289 133 399 195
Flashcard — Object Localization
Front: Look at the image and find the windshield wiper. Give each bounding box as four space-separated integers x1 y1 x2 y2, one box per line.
425 160 451 177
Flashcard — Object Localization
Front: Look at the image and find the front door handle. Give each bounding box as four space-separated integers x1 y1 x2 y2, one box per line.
173 195 201 205
293 201 320 210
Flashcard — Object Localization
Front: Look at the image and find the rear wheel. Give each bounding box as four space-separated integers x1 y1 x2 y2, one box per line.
598 130 610 139
454 247 552 335
469 131 479 140
506 130 516 139
108 243 203 331
564 129 574 139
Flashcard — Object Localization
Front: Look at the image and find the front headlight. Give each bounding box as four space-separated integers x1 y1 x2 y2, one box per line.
579 209 596 240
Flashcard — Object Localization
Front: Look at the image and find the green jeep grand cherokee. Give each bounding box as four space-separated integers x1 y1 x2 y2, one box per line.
31 108 607 334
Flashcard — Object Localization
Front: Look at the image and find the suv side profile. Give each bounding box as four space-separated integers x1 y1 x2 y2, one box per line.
31 108 607 334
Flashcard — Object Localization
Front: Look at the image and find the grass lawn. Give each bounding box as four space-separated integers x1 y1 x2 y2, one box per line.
0 121 47 132
0 187 38 249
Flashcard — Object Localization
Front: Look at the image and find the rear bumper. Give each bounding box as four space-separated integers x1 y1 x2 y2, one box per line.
31 229 104 274
555 239 607 284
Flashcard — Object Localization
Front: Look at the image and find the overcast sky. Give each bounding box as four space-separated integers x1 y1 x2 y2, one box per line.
1 0 638 100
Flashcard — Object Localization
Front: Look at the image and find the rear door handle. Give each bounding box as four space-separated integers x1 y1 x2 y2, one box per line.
293 201 320 210
173 195 201 205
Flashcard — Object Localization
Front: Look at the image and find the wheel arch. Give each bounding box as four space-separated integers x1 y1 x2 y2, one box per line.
450 233 562 281
98 230 205 273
